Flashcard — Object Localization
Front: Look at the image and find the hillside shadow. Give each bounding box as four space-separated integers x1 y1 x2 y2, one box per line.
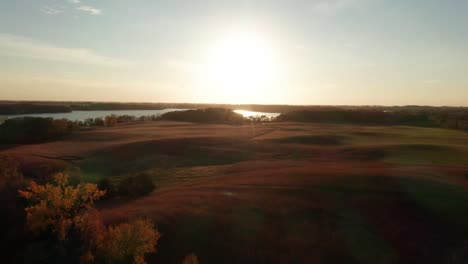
78 137 254 181
269 135 348 146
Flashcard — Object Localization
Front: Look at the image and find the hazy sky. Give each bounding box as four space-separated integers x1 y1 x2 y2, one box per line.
1 0 468 105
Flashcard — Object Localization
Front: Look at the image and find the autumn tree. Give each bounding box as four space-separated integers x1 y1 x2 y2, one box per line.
104 115 118 127
75 209 108 263
19 172 161 264
19 173 106 240
98 219 161 264
182 253 199 264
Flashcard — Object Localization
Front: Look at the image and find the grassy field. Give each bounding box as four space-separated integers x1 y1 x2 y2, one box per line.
2 121 468 263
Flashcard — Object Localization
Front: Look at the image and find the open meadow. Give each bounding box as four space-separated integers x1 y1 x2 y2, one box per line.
3 1 468 262
2 121 468 263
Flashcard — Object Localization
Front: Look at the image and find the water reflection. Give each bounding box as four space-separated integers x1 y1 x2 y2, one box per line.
3 109 280 122
234 110 280 118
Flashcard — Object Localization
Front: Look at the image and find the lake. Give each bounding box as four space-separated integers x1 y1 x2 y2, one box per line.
233 110 280 118
2 109 280 122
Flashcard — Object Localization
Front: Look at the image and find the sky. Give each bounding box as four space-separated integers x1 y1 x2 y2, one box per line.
1 0 468 106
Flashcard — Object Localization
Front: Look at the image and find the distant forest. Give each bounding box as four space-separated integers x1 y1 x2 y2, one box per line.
277 107 468 130
1 101 468 131
1 101 468 115
0 101 318 115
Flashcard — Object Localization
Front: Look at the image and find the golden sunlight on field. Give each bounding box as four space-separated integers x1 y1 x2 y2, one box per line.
3 0 468 262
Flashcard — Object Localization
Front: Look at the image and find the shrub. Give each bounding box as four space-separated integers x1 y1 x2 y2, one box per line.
98 178 117 198
118 173 156 197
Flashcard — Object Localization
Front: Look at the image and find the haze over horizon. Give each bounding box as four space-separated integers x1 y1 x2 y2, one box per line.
1 0 468 106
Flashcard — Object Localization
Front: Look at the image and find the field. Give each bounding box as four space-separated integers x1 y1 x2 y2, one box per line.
3 121 468 263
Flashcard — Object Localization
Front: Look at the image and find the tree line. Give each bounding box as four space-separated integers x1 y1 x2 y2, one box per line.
2 108 468 145
277 108 468 131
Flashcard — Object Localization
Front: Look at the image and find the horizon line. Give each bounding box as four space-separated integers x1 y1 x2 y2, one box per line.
0 99 467 108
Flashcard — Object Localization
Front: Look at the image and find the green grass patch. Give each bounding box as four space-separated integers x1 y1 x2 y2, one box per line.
384 144 468 166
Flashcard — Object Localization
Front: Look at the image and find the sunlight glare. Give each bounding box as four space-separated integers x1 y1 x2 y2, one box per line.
202 31 278 103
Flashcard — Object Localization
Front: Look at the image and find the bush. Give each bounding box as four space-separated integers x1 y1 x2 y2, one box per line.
98 178 117 198
118 173 156 197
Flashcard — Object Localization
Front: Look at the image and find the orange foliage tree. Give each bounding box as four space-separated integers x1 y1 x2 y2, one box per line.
182 253 199 264
104 115 118 127
99 218 161 264
19 173 106 240
19 172 161 264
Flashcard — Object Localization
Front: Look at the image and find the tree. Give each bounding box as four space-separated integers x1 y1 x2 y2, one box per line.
104 115 118 127
100 219 161 264
18 173 106 240
182 254 199 264
75 209 108 263
18 173 160 263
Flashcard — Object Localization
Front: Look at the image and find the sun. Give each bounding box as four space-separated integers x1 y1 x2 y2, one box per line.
201 31 277 103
